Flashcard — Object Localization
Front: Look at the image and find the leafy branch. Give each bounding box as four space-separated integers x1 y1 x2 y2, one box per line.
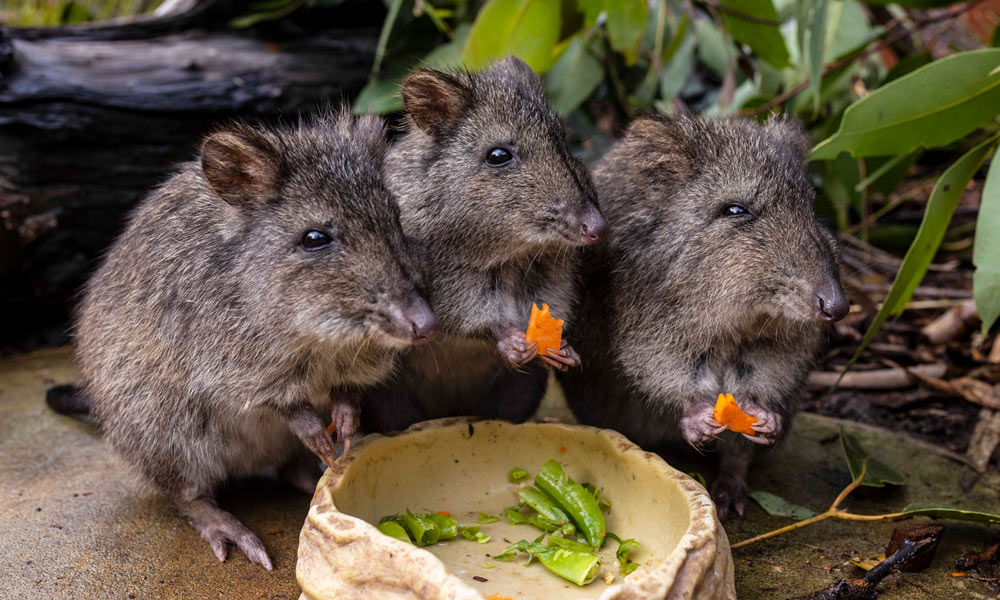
732 431 1000 549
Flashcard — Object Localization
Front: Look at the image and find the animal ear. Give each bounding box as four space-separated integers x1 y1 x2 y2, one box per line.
765 117 811 160
625 116 696 182
201 128 280 206
489 55 544 95
401 69 470 138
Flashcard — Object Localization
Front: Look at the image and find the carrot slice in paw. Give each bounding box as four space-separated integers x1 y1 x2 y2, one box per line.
525 303 564 359
713 393 758 436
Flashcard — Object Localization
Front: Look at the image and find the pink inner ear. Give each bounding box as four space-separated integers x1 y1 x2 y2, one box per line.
201 131 279 205
402 71 467 136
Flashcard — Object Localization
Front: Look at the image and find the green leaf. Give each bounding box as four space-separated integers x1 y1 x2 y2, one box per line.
660 30 697 102
974 154 1000 335
353 73 405 115
605 0 648 65
545 34 604 115
900 503 1000 525
802 0 827 114
461 0 562 73
748 491 818 520
478 512 500 524
840 431 905 487
720 0 790 69
811 49 1000 160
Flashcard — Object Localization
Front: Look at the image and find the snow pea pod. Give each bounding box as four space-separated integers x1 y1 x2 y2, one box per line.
534 459 605 548
517 485 570 525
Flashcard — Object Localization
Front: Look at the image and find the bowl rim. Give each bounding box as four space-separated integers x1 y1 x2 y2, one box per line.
297 417 735 600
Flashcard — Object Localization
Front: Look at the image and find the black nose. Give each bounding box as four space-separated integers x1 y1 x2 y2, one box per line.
578 205 607 245
814 278 849 323
400 298 439 344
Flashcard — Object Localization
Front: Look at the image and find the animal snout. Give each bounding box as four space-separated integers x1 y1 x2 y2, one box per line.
394 298 440 344
813 277 849 323
578 205 608 245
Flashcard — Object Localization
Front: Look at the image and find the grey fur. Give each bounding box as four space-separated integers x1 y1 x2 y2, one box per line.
361 57 606 432
74 109 432 567
559 114 845 519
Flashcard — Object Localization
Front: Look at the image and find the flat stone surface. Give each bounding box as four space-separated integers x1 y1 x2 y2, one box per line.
0 348 307 599
2 348 998 599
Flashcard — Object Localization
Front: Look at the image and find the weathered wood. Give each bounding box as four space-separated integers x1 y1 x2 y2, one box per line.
0 14 379 351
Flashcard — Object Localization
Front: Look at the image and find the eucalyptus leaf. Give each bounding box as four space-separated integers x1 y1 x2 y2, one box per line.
840 431 905 487
462 0 562 72
605 0 648 65
900 503 1000 525
720 0 790 69
843 134 999 372
973 154 1000 335
545 34 603 115
749 490 818 520
811 49 1000 159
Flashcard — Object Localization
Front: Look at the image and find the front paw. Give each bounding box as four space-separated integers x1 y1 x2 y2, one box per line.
330 393 360 458
740 401 782 445
538 340 581 371
680 403 726 449
286 405 336 469
497 330 538 367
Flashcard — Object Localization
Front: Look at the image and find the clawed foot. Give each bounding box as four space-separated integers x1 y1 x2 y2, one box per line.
178 498 273 570
497 329 538 367
740 401 781 445
330 392 360 458
285 404 336 469
711 476 748 521
538 340 581 372
680 402 726 449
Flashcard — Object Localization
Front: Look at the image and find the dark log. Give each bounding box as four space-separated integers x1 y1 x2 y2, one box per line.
0 12 379 352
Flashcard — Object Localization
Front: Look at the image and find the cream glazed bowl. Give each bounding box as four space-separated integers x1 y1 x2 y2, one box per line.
296 418 736 600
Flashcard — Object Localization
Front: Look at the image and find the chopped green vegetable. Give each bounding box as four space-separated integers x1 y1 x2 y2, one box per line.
483 562 496 569
546 535 594 554
503 506 561 532
401 511 440 547
518 486 570 525
428 513 457 540
535 460 606 549
615 537 640 575
503 539 601 586
493 549 518 562
508 466 530 483
477 512 500 524
458 524 491 544
377 520 411 543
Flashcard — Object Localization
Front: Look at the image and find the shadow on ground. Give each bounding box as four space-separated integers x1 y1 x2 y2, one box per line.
2 348 998 599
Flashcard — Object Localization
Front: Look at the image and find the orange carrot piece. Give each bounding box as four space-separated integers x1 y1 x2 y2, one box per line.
525 303 563 359
713 393 758 436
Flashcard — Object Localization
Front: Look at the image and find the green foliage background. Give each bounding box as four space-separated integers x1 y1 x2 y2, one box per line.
354 0 1000 356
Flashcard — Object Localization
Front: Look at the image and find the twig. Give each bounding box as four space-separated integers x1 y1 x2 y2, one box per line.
921 299 979 344
807 364 947 390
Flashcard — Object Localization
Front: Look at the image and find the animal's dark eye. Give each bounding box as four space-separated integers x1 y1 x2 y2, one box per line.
722 203 751 218
485 147 514 167
301 229 333 251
